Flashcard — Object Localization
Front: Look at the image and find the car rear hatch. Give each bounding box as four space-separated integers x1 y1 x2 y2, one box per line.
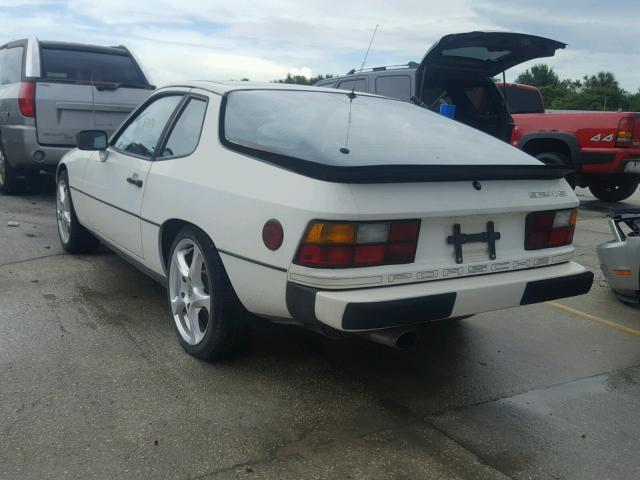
415 31 566 85
35 43 153 147
290 176 578 292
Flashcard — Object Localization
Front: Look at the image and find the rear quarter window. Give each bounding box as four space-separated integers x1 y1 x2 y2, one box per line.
40 48 146 86
0 47 23 84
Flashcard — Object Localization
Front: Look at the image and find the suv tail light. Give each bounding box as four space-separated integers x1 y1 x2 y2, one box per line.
18 82 36 117
525 209 577 250
295 220 420 268
615 116 635 147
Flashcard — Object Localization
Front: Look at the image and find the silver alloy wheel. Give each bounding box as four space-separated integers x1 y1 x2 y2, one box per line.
0 148 5 187
169 239 211 345
56 178 72 244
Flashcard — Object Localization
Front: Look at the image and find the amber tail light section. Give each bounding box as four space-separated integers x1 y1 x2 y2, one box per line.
295 220 420 268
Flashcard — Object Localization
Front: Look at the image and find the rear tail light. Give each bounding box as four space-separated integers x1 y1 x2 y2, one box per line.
525 209 577 250
18 82 35 117
615 116 635 147
295 220 420 268
633 116 640 147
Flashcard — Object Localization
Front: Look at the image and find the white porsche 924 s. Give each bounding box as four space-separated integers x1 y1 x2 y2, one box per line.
56 82 593 359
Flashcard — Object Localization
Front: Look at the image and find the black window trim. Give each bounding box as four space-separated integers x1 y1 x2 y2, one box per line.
336 76 368 91
155 93 209 162
109 92 187 162
218 88 575 183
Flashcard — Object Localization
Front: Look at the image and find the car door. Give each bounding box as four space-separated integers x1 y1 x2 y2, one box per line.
80 93 185 258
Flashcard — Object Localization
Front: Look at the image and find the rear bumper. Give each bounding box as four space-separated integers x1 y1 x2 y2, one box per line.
287 261 593 331
580 148 640 175
1 125 71 170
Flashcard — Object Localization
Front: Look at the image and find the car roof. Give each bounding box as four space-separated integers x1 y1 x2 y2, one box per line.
160 80 379 96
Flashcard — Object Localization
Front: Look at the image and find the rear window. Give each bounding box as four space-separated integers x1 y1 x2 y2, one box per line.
499 87 544 114
222 89 496 168
40 48 147 86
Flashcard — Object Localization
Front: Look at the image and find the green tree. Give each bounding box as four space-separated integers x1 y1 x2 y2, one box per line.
515 64 560 87
273 73 334 85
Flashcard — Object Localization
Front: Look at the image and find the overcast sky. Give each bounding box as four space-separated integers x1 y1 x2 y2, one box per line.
1 0 638 90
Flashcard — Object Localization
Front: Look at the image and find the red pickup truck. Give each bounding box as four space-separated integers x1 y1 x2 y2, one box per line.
499 83 640 202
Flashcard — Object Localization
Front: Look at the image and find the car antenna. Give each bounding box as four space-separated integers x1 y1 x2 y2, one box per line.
358 23 379 72
340 88 357 155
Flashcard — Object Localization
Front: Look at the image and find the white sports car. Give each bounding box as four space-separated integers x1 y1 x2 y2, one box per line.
56 82 593 359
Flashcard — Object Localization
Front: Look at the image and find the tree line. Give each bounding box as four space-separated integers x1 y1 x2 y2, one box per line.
513 64 640 111
271 66 640 112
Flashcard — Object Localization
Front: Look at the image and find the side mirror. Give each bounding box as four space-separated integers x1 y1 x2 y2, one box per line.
76 130 108 151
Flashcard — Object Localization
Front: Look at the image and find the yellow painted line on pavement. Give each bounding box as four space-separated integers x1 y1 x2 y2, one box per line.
547 301 640 337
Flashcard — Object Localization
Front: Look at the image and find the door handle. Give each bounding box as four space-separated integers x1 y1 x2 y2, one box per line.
126 176 143 187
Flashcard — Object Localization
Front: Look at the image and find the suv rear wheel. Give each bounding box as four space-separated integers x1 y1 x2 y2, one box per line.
589 178 639 203
0 142 25 195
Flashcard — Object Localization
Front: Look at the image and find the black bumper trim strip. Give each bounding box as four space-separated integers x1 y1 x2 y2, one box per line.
342 292 457 330
520 271 594 305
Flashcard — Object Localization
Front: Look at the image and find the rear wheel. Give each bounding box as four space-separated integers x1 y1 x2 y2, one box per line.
589 179 639 203
0 142 25 195
56 170 100 253
167 226 246 360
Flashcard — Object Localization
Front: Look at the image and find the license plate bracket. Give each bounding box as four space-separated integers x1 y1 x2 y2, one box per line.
447 221 501 264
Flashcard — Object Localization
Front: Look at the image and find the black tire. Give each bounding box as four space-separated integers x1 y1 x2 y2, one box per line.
535 152 567 166
56 170 100 253
535 152 575 189
589 179 639 203
167 225 247 361
0 140 26 195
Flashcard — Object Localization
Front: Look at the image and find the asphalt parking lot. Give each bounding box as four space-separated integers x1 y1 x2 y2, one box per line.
1 178 639 480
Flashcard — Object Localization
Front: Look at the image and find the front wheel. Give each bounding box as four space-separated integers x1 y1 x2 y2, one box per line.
56 171 100 253
167 226 246 360
589 179 639 202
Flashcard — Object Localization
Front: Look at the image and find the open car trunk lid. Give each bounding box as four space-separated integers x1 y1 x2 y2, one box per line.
415 31 566 85
35 43 153 146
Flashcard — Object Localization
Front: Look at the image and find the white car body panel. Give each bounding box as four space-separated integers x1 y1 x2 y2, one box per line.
59 81 593 333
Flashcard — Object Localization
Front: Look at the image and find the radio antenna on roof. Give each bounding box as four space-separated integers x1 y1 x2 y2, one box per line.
358 24 379 73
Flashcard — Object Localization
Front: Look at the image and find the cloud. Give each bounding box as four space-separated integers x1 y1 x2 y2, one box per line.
0 1 638 90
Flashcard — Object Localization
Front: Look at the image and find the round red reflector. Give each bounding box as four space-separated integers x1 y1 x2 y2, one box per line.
262 219 283 251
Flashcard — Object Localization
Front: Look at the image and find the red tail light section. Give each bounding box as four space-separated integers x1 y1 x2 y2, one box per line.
525 209 577 250
18 82 36 118
295 220 420 268
615 116 635 147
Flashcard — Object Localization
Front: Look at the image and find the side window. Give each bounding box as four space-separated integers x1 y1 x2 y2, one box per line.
159 98 207 158
337 77 367 92
113 95 182 159
0 47 23 85
375 75 411 101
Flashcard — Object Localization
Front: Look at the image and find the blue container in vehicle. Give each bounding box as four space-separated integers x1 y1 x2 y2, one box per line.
439 103 456 119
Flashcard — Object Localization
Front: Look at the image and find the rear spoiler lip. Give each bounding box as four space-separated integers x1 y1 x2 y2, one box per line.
221 137 575 183
286 163 576 184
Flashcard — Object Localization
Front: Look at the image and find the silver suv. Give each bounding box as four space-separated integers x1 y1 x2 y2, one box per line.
0 38 154 194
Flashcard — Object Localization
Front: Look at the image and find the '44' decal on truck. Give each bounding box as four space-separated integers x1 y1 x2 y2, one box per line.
590 133 614 142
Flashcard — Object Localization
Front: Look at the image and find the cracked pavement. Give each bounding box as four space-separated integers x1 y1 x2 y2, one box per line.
1 179 640 479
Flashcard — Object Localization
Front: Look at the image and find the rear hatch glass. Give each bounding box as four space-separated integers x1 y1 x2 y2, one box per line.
41 47 147 87
221 89 570 183
35 47 152 146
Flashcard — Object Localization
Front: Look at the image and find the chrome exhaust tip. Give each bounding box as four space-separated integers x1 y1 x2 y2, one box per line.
358 328 418 349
